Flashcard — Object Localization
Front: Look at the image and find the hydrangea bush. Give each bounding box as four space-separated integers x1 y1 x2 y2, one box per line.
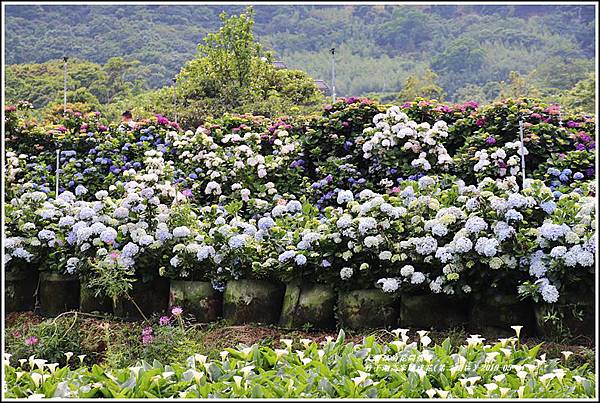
3 97 596 309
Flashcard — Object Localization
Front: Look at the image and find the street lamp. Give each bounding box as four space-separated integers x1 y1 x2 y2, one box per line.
56 56 69 197
172 77 177 124
519 120 526 186
330 48 336 103
63 56 69 116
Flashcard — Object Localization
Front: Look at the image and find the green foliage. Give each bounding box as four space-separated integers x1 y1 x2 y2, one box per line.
376 8 435 53
397 69 446 102
6 57 145 121
6 59 104 109
499 71 541 99
432 37 486 76
4 5 594 104
558 73 596 115
173 7 322 127
3 327 596 398
4 314 90 366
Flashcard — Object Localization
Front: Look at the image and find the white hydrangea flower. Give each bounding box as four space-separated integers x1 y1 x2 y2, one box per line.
340 267 353 280
377 278 400 293
475 237 499 257
400 265 415 277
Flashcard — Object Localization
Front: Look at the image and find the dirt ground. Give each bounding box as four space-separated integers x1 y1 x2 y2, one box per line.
4 311 596 370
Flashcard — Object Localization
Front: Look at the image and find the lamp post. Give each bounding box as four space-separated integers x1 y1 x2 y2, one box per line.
56 56 69 197
172 77 178 124
519 120 526 186
330 48 336 103
63 56 68 116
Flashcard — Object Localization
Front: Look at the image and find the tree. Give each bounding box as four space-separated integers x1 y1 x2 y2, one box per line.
177 7 263 109
376 9 435 53
100 57 141 103
454 83 490 105
397 69 446 102
174 6 322 126
559 73 595 114
431 37 486 76
5 57 142 110
527 57 594 92
499 71 540 99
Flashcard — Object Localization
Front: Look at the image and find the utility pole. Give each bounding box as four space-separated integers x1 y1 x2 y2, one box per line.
330 48 336 103
172 77 178 124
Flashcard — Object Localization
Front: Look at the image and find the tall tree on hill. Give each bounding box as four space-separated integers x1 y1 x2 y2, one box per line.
101 57 141 104
396 69 446 102
559 73 595 115
499 71 540 99
174 6 322 126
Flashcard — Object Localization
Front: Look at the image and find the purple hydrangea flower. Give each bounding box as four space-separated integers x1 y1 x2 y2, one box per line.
578 133 591 143
485 136 496 145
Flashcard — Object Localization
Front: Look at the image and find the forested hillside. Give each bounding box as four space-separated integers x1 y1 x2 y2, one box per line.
5 4 596 117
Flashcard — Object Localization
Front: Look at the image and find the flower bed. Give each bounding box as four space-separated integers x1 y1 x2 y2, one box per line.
3 327 595 398
3 97 596 336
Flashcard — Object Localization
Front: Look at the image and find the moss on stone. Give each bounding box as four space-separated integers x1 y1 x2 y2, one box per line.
400 294 469 329
280 283 336 330
169 280 222 322
5 268 39 313
113 277 170 320
223 279 284 325
39 272 80 317
337 289 398 329
80 279 112 314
